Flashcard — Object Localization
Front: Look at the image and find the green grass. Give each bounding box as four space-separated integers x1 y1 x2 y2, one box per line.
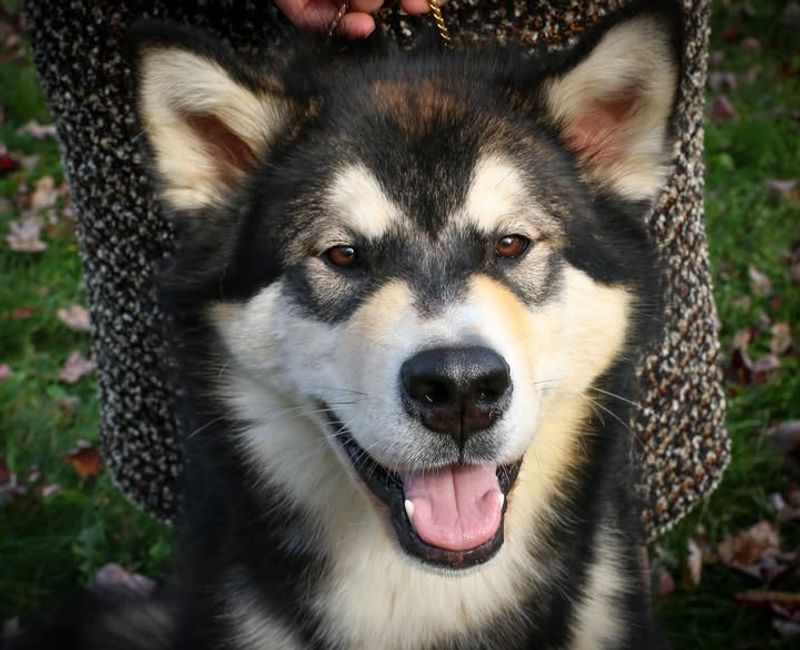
1 1 798 646
0 17 172 623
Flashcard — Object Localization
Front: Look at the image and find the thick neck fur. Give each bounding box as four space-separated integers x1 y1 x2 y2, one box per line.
169 319 654 650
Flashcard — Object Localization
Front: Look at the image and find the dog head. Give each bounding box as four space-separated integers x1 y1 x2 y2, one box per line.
131 3 680 571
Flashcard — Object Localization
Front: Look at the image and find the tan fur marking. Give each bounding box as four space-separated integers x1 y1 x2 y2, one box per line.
371 79 465 136
570 531 627 649
325 164 403 240
458 155 563 245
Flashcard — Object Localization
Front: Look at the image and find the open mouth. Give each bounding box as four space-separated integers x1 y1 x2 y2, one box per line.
324 408 522 570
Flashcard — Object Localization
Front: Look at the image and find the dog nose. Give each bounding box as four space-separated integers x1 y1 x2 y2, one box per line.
400 346 512 447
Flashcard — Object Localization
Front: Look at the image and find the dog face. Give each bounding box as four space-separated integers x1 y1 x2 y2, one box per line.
133 8 679 571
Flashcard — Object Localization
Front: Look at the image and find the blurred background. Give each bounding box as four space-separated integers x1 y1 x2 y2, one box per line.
0 1 798 647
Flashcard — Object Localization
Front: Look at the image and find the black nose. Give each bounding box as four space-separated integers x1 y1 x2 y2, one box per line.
400 346 512 448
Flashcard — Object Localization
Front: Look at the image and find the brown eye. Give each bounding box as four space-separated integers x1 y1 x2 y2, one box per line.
325 245 359 269
495 234 530 259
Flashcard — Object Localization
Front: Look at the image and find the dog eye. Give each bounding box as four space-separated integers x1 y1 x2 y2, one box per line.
324 245 360 269
495 235 529 259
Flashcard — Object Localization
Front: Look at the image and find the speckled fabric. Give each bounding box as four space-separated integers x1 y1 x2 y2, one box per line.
24 0 728 540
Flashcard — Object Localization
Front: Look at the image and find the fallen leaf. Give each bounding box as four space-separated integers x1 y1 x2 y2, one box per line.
5 216 46 253
0 144 18 175
748 265 773 296
708 72 737 92
729 347 753 384
735 590 800 611
740 36 761 52
58 351 96 384
744 65 761 85
93 563 157 598
2 617 19 639
766 421 800 455
732 327 754 350
16 120 57 140
773 619 800 638
710 94 737 122
687 538 703 586
659 569 676 596
38 484 62 498
767 492 800 523
0 364 10 381
752 354 780 383
722 25 740 43
770 322 793 355
58 395 81 417
785 3 800 29
10 306 38 320
57 304 91 332
718 521 785 581
29 175 58 211
731 295 752 312
63 441 102 478
768 179 799 205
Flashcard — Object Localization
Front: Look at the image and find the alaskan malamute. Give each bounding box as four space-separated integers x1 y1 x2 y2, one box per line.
124 2 680 647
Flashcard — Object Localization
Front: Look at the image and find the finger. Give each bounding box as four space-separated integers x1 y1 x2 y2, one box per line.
350 0 384 13
274 0 338 31
399 0 444 16
338 12 377 39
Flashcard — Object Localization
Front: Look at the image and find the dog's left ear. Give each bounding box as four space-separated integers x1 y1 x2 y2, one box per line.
130 24 294 212
540 6 682 201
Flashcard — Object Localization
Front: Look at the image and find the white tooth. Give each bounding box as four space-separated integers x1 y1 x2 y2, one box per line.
404 499 415 523
498 493 506 509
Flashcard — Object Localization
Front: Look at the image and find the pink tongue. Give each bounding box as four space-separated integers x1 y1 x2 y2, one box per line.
401 465 502 552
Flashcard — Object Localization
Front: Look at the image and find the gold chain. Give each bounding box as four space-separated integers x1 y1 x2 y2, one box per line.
327 1 351 39
427 0 452 47
328 1 451 47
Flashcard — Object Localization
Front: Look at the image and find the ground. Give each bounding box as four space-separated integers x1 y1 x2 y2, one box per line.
0 1 798 647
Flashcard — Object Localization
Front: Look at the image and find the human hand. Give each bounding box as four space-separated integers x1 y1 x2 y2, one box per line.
274 1 444 40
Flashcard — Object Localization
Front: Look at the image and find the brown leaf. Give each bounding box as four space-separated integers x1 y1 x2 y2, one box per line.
710 94 737 122
93 563 157 598
63 442 102 479
770 322 794 355
38 483 62 498
5 216 46 253
773 619 800 638
768 179 799 205
30 176 58 212
769 492 800 523
659 569 676 596
766 421 800 455
718 521 783 580
16 120 57 140
752 354 780 383
732 327 754 350
740 36 761 52
729 347 753 384
748 265 773 296
708 72 738 92
735 590 800 610
3 617 19 639
0 364 10 381
58 351 96 384
10 305 38 320
58 395 81 417
0 144 18 175
57 304 91 332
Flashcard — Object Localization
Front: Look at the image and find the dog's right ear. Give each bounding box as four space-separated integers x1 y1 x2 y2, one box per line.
129 24 292 212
